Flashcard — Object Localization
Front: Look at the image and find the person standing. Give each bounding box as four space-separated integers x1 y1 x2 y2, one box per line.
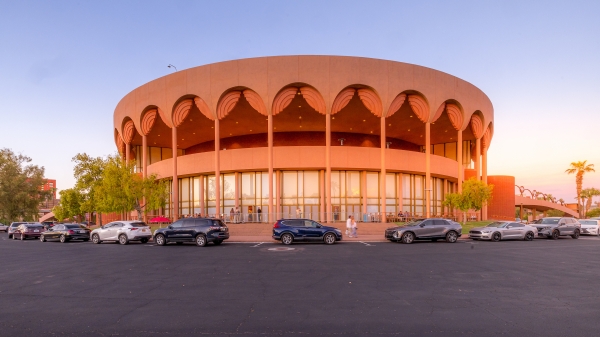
346 215 353 238
296 207 302 218
230 208 234 223
351 215 357 238
257 207 262 222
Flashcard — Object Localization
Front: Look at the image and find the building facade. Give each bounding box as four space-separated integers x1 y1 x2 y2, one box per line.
113 56 499 222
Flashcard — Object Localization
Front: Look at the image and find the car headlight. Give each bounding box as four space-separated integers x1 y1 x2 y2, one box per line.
482 230 491 233
393 231 400 238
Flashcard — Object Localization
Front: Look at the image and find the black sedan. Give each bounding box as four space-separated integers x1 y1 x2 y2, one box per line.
272 219 343 245
40 224 90 243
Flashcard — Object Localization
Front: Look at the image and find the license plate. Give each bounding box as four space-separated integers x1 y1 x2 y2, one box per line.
142 229 148 232
79 230 86 234
34 230 39 233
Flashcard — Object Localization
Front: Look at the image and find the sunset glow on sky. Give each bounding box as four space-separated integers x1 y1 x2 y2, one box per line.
0 1 598 202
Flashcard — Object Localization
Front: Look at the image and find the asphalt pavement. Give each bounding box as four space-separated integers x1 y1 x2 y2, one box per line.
1 233 600 336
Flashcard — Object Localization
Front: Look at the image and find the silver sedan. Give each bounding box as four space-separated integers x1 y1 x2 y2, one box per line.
469 221 538 242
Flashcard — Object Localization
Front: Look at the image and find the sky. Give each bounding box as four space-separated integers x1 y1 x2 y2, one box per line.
1 0 599 202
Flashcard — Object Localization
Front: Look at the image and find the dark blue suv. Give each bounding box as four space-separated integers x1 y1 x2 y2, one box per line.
273 219 342 245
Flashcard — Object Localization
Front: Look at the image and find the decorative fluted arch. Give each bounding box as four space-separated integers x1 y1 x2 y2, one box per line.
387 93 407 117
408 95 429 123
272 87 298 116
242 90 267 116
357 89 382 117
217 91 241 120
115 132 125 155
173 99 194 127
446 104 463 131
482 125 493 150
470 114 484 139
122 120 136 144
193 97 214 121
300 86 326 115
331 88 355 115
141 109 157 136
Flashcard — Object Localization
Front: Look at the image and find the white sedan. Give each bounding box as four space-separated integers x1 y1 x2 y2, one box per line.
0 223 7 232
578 219 600 236
90 221 152 244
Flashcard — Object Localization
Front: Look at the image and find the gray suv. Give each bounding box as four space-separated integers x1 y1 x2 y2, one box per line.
385 218 462 244
532 217 581 239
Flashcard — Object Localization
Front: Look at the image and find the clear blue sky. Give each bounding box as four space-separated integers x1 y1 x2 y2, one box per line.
1 0 599 202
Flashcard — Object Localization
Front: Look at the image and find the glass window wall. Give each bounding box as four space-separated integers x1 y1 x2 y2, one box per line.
281 171 320 220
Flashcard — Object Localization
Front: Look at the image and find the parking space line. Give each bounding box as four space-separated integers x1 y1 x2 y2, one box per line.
251 242 265 247
359 241 375 246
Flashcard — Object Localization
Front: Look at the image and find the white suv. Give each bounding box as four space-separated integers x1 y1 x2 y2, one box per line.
90 221 152 245
0 223 8 232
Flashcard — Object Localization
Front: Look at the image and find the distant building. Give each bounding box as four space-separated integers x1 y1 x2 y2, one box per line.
39 179 58 218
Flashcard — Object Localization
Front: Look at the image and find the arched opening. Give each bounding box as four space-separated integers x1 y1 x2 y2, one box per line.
138 107 175 168
273 84 326 147
331 86 382 147
465 111 484 166
429 100 464 162
385 92 428 151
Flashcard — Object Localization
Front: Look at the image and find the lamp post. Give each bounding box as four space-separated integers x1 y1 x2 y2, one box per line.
168 64 178 72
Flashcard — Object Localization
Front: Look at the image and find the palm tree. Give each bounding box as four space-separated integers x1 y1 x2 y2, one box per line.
558 198 565 206
566 161 595 217
581 188 600 216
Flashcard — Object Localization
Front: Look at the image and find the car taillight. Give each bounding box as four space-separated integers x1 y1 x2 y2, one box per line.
209 226 221 231
129 227 138 231
68 230 75 234
273 222 280 228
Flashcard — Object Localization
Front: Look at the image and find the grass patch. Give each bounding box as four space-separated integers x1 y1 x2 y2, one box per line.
459 221 494 232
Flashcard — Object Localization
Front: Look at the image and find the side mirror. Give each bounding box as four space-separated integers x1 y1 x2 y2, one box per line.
168 225 173 229
419 224 425 227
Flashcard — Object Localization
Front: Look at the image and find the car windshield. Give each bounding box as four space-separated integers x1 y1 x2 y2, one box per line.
129 222 148 227
486 222 508 228
579 220 596 225
66 224 85 229
405 219 425 226
540 218 560 224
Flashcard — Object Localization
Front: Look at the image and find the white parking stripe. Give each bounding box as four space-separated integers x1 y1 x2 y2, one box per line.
359 241 375 246
251 242 264 247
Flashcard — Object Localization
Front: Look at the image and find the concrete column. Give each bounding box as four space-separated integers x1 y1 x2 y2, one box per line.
172 127 179 220
215 118 220 218
362 171 367 217
326 113 331 222
320 170 325 222
457 131 463 192
199 175 205 216
482 147 488 220
235 172 240 209
532 208 537 221
125 143 130 165
443 179 448 216
380 116 386 223
142 136 148 178
425 122 431 218
268 113 273 222
276 170 281 218
475 138 481 181
398 173 403 213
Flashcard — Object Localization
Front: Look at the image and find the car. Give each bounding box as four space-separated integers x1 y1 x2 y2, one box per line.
578 219 600 236
272 219 342 245
12 223 45 240
385 218 462 244
7 222 31 239
469 221 538 241
0 223 7 232
531 217 581 239
90 221 152 244
40 224 91 243
153 217 229 246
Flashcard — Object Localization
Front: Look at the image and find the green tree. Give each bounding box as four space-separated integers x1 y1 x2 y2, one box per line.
51 188 84 222
546 209 564 217
443 178 494 222
0 148 52 223
95 155 168 220
72 153 107 225
586 208 600 218
580 188 600 215
566 161 595 217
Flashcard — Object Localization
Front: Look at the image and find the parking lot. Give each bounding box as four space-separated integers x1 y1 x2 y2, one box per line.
1 233 600 336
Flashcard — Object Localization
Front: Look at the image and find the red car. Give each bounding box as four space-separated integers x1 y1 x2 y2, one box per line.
12 224 45 240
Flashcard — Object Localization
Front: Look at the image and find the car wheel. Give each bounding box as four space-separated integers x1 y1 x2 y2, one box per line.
551 230 560 240
195 234 207 247
524 231 534 241
446 231 459 243
401 232 414 244
40 235 46 242
571 229 580 239
491 232 501 242
155 234 166 246
118 234 129 245
281 233 294 245
213 240 223 245
140 238 149 244
59 235 67 243
324 233 336 245
92 234 101 244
